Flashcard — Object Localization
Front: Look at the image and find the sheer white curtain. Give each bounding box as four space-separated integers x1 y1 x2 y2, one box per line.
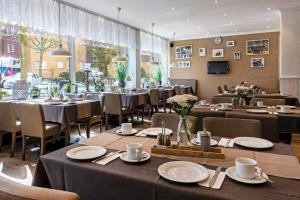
0 0 137 48
140 31 169 83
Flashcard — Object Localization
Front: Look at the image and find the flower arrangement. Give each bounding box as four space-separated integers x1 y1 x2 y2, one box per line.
235 84 249 105
116 63 128 88
167 94 198 145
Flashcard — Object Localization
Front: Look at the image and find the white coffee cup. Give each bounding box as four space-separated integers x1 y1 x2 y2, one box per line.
261 91 267 95
257 101 264 107
220 103 228 109
235 157 257 179
280 106 290 113
121 123 132 133
223 90 229 94
127 143 142 160
200 100 208 105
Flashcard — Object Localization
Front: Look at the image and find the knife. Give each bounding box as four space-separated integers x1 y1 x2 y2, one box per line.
209 166 222 188
92 150 122 163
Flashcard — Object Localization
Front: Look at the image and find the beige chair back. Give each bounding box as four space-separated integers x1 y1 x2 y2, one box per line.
151 113 197 134
76 103 91 120
252 98 286 106
217 86 223 94
17 103 45 138
174 86 181 95
103 93 122 115
149 89 160 106
0 102 18 132
0 175 80 200
203 117 262 138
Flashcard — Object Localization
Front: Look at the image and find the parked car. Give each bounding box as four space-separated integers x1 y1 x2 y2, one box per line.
3 73 42 89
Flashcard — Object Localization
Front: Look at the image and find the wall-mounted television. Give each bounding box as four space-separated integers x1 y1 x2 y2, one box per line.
207 61 229 74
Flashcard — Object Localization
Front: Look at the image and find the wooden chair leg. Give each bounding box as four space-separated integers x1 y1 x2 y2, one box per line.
77 124 82 136
99 121 103 133
119 115 123 125
142 109 144 124
22 135 26 161
40 138 46 156
105 115 109 130
0 133 2 153
86 122 91 138
10 132 16 157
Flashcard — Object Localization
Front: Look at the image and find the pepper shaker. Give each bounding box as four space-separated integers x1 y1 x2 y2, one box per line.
200 130 211 152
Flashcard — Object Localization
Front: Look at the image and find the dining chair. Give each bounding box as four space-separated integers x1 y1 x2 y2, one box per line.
103 93 133 129
0 101 21 157
151 113 198 134
190 110 226 132
0 175 80 200
217 86 223 94
174 86 181 95
252 98 286 106
149 89 166 114
225 112 279 142
17 103 62 160
85 94 103 133
203 117 262 138
74 102 92 138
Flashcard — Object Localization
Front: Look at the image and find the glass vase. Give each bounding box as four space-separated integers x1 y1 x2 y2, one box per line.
239 97 246 106
177 116 191 146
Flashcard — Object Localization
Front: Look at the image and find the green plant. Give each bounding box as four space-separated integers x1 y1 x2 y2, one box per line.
157 67 162 82
50 87 58 97
30 87 41 98
93 78 105 92
116 63 128 82
59 72 69 80
76 71 86 83
63 81 74 93
0 89 10 97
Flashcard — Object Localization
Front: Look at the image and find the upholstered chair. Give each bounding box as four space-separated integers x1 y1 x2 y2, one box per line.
174 86 181 95
149 89 166 114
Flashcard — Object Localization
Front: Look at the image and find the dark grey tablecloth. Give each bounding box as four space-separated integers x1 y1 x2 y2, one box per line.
33 141 300 200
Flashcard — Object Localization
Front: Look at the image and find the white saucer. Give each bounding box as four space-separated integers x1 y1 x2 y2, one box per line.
116 129 138 136
191 138 218 146
226 167 267 184
277 110 294 114
119 151 150 163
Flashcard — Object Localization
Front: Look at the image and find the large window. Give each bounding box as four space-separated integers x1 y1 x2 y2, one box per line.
140 51 162 88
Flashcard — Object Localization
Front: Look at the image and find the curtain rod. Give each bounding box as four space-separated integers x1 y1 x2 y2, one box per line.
59 0 169 41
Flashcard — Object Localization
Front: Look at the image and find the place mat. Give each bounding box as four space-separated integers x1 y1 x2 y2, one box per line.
198 169 226 189
80 132 300 180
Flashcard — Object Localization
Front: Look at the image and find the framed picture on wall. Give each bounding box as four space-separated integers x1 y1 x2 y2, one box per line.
212 49 224 57
233 52 241 60
199 47 206 56
177 61 191 68
251 58 265 68
175 45 193 59
226 41 235 47
246 39 269 55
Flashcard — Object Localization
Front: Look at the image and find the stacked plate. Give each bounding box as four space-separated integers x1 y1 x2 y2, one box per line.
246 109 268 114
139 127 173 137
233 137 273 149
66 146 107 160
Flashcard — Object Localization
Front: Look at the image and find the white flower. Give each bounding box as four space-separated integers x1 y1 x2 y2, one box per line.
167 94 198 105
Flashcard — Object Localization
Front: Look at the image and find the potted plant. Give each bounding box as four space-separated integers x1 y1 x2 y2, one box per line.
116 63 128 90
94 78 105 92
0 89 10 100
157 67 162 86
30 87 41 99
50 87 58 98
167 94 198 145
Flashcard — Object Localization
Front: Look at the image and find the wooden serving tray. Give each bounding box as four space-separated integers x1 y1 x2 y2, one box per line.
151 145 225 159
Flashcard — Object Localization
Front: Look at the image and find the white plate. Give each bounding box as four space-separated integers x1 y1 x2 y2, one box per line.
277 110 294 114
66 146 107 160
276 105 296 109
226 167 267 184
191 138 218 146
246 109 268 114
141 128 173 136
233 137 273 149
158 161 209 183
116 129 138 136
119 151 150 163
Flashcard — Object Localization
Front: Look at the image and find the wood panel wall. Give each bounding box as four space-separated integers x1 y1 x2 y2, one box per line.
170 32 280 99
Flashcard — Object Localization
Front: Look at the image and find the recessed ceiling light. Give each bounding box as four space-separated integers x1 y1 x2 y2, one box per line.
186 18 190 22
224 13 228 16
171 7 175 11
267 25 271 29
234 29 238 32
197 26 201 29
214 0 219 4
267 17 271 21
229 21 234 25
267 7 271 11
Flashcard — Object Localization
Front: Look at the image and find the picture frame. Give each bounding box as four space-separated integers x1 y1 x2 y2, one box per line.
199 48 206 57
246 39 269 55
233 52 241 60
177 61 191 68
212 49 224 57
175 45 193 59
226 41 235 47
251 58 265 68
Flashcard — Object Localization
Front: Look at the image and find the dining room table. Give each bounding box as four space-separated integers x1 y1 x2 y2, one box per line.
32 127 300 200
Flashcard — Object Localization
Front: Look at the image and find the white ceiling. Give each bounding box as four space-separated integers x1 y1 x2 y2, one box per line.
64 0 300 40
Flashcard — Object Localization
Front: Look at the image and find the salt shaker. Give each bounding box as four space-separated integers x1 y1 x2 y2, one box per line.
200 130 211 152
157 133 163 146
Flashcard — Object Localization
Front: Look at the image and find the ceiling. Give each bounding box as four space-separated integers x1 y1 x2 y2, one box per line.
64 0 300 40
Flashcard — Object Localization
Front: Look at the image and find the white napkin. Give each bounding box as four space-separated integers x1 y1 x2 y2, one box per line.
95 153 122 165
198 169 226 189
218 138 234 148
135 132 146 137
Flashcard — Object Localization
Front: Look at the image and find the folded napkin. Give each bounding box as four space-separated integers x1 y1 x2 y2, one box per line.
95 153 122 165
198 169 226 189
135 132 146 137
218 138 234 148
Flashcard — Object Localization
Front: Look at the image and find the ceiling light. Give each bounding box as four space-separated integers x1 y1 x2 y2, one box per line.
223 13 228 16
49 0 71 57
267 7 271 11
267 17 271 21
112 7 128 63
171 7 175 11
234 29 238 32
214 0 219 4
186 18 190 22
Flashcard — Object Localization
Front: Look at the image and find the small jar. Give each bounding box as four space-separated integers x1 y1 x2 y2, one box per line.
157 133 163 146
200 130 211 152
